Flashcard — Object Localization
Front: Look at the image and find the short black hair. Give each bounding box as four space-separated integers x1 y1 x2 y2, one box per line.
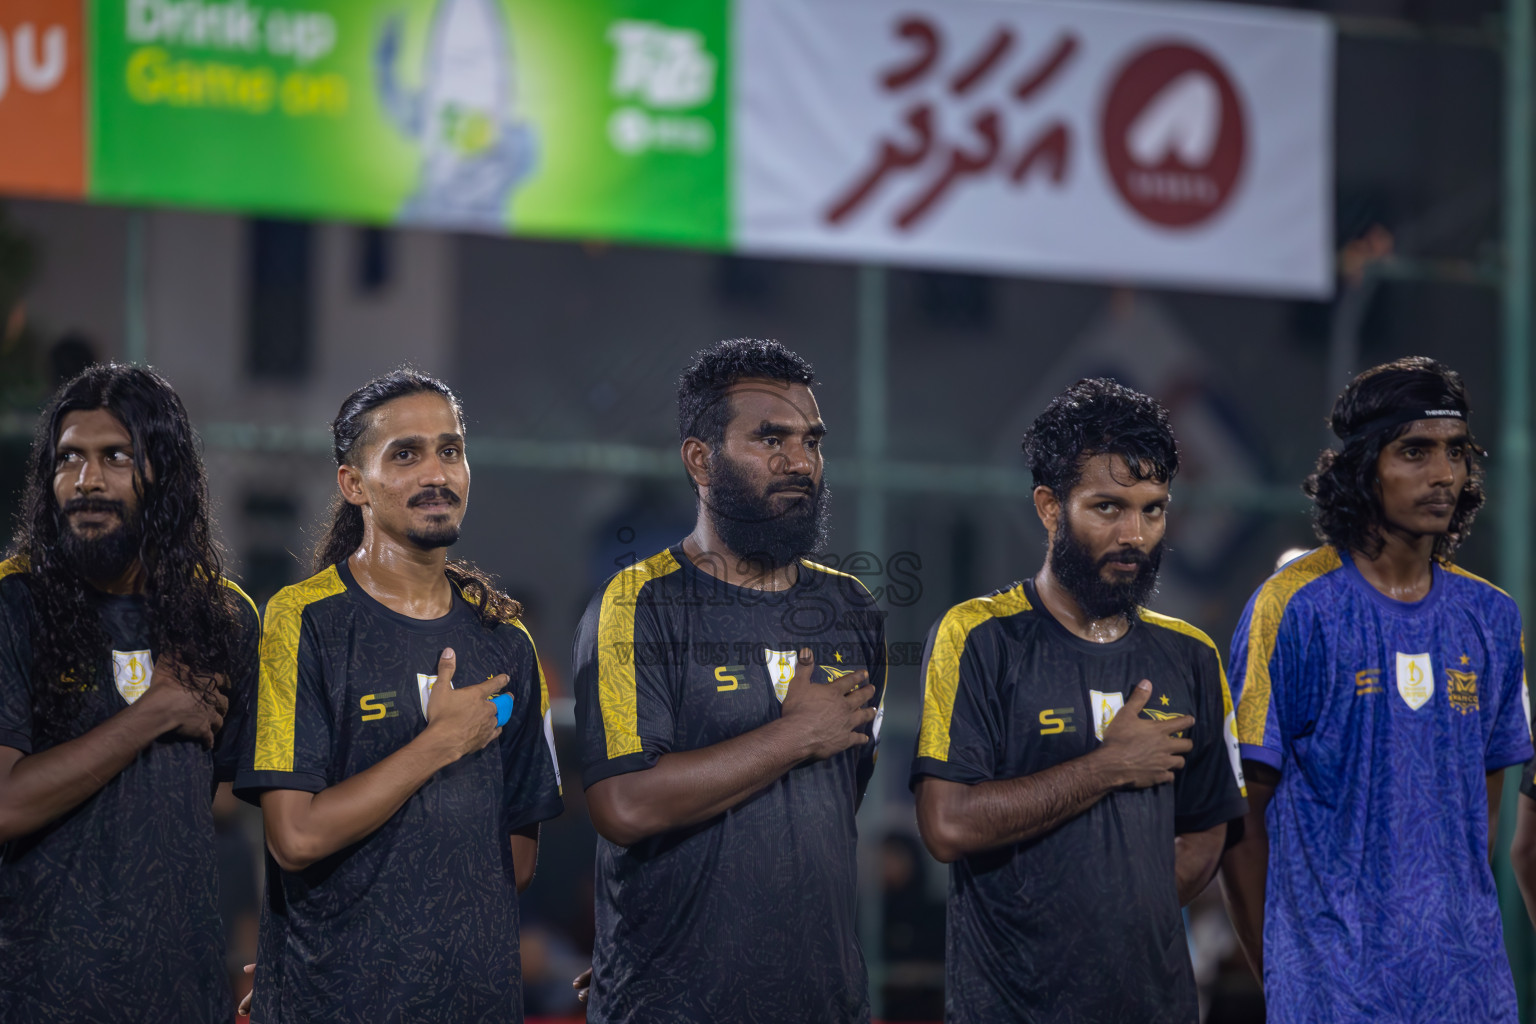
1022 378 1179 498
1305 355 1484 561
676 338 817 447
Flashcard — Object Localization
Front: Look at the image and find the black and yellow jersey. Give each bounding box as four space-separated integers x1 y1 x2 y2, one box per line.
0 557 259 1023
574 545 887 1024
235 559 563 1024
910 578 1245 1024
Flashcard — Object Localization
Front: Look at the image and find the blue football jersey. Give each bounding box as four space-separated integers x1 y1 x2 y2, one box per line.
1230 546 1531 1024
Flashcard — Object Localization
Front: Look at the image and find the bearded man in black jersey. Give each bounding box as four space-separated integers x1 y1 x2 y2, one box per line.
912 377 1247 1024
573 338 887 1024
0 363 257 1023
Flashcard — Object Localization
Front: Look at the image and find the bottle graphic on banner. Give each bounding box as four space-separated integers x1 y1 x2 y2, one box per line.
376 0 536 229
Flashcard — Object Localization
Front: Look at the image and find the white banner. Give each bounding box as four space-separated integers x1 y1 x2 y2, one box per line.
736 0 1333 297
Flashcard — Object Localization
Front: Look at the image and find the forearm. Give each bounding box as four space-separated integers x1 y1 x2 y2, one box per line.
1510 794 1536 927
1174 824 1226 905
263 731 455 871
0 702 168 843
916 752 1117 863
1218 824 1268 980
588 718 811 846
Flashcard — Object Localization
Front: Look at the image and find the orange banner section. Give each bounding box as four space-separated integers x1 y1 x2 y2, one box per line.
0 0 85 198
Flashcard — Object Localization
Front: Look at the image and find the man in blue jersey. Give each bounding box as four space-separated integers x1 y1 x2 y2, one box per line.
1221 356 1531 1023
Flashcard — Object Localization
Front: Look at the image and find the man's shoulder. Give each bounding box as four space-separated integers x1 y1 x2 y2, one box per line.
591 548 687 610
0 556 29 602
930 583 1035 651
1441 562 1522 622
1138 607 1221 661
1245 546 1346 629
799 558 877 603
265 564 350 625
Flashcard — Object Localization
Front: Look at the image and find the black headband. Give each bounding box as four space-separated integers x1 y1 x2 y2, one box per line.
1338 407 1467 446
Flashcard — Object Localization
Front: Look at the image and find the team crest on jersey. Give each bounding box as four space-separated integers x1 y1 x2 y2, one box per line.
1140 707 1188 738
1396 652 1434 710
112 649 151 704
763 649 798 703
821 665 854 684
1446 669 1478 715
417 673 438 716
1088 689 1124 741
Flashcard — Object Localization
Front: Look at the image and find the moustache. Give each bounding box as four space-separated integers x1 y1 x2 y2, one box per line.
62 497 127 517
768 477 817 495
407 488 462 509
1097 548 1151 570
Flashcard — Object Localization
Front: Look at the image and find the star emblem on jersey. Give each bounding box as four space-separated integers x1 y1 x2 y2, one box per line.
112 649 152 705
763 648 798 703
1395 652 1434 710
1446 669 1478 715
1088 689 1125 740
1158 694 1170 706
417 673 438 716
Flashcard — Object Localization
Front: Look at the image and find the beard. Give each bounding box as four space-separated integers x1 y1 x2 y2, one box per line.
1050 511 1163 620
58 497 142 581
704 453 831 570
404 487 463 550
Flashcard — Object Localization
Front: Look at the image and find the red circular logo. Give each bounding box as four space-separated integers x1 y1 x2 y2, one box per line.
1101 42 1247 228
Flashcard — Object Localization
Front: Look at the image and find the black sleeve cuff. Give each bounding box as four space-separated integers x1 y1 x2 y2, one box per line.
908 756 992 790
508 796 566 833
581 751 659 789
0 727 31 755
1175 795 1249 837
233 769 328 805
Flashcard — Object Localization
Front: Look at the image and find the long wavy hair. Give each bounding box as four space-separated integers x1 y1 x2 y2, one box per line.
313 369 521 626
9 364 244 738
1305 356 1485 562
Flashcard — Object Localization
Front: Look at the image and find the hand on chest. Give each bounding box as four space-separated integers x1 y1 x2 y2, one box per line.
690 640 866 730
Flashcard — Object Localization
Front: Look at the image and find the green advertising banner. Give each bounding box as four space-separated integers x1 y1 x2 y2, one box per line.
90 0 729 245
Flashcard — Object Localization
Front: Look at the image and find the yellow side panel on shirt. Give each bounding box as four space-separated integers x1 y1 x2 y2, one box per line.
1236 546 1341 747
596 550 681 760
254 565 346 773
918 585 1032 762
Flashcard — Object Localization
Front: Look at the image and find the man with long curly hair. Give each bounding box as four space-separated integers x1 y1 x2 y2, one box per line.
0 363 258 1022
910 378 1245 1023
235 369 562 1023
1221 356 1531 1024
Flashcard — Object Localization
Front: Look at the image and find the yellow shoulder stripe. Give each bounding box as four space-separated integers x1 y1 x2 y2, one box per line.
918 585 1032 762
1236 546 1341 747
802 559 888 714
254 565 346 773
1141 608 1245 796
1444 561 1512 598
220 577 259 619
596 549 682 760
1444 565 1529 740
511 617 563 795
0 556 27 581
800 558 872 593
